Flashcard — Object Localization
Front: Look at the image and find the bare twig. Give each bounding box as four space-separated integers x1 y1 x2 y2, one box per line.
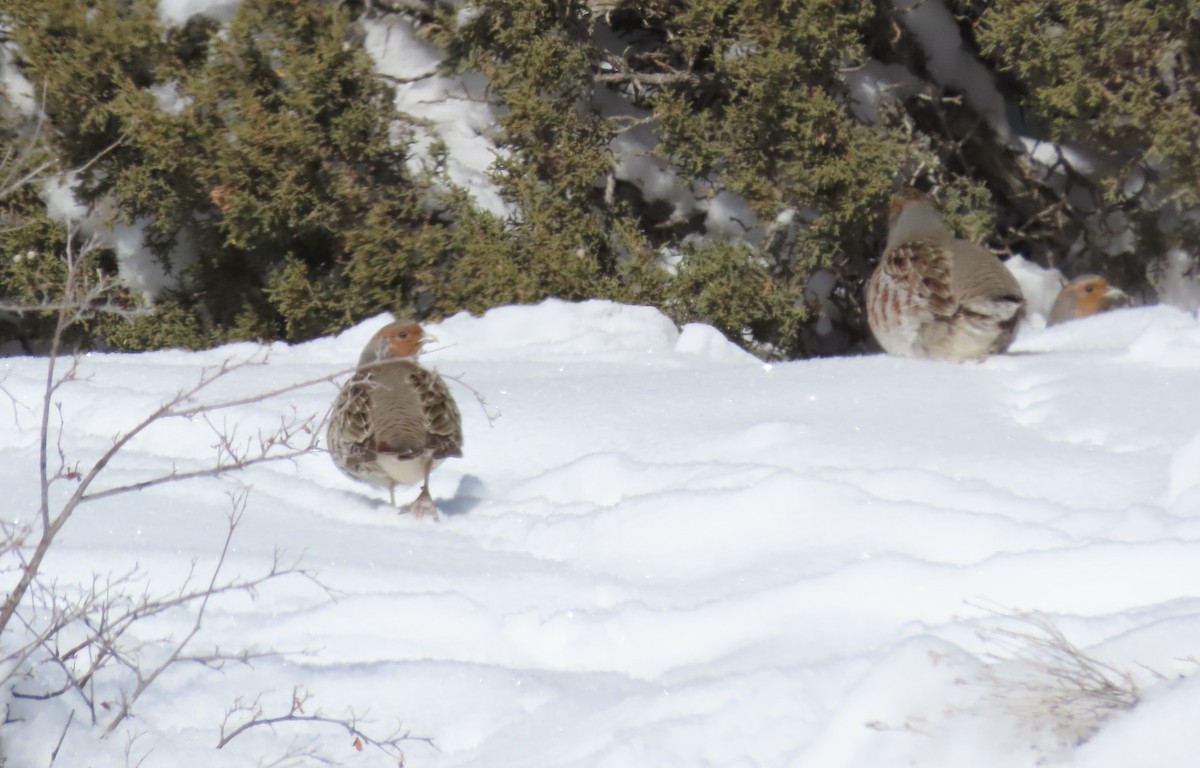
218 686 436 759
440 371 501 426
0 84 52 200
70 133 128 178
0 231 322 706
123 730 152 768
377 70 439 85
409 343 498 426
48 709 74 764
104 491 246 733
595 70 699 85
0 205 419 756
967 602 1139 749
0 376 34 424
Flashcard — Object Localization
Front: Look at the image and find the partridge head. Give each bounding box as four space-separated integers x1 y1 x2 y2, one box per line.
866 191 1025 362
357 321 424 365
1048 275 1130 325
327 321 463 519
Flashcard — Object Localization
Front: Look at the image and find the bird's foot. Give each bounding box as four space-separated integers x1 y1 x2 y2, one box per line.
401 489 440 521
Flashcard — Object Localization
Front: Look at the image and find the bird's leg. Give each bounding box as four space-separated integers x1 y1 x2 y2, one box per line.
401 455 439 521
389 484 396 506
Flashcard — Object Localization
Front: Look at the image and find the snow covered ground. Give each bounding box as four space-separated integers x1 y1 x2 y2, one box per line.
1 298 1200 766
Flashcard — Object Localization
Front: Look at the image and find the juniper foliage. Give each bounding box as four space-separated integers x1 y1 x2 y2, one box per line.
1 0 1198 355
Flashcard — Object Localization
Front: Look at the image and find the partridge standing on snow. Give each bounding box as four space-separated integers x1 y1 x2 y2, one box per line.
1047 275 1131 326
866 192 1025 362
327 321 463 519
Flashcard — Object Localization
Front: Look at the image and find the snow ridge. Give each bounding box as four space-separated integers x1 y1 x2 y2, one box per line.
2 299 1200 766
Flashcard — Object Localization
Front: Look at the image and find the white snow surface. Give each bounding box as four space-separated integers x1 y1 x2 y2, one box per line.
1005 254 1068 328
362 16 511 218
0 43 38 116
41 173 178 300
1154 248 1200 313
156 0 241 25
844 59 923 124
893 0 1011 141
2 299 1200 766
148 80 193 116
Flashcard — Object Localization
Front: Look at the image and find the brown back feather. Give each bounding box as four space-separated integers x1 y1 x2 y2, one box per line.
328 361 463 472
884 240 957 317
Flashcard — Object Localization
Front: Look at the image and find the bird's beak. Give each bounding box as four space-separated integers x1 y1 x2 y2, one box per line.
1105 285 1131 306
421 331 438 348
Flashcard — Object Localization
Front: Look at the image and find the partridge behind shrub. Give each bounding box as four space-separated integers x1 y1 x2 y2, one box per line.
1048 275 1131 326
327 321 463 519
866 192 1025 362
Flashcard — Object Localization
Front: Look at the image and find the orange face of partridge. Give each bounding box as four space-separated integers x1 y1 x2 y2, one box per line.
1061 276 1126 319
374 322 425 360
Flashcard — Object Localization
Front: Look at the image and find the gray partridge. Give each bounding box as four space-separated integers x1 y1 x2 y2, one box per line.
327 321 463 519
866 192 1025 362
1047 275 1130 326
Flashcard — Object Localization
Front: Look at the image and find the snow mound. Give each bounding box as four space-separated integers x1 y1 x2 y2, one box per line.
1167 431 1200 510
674 323 759 364
1074 673 1200 767
1005 255 1065 327
156 0 240 25
1012 305 1199 356
4 298 1200 767
361 16 509 217
434 299 708 364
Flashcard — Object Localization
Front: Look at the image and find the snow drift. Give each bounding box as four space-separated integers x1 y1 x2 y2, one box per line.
1 298 1200 766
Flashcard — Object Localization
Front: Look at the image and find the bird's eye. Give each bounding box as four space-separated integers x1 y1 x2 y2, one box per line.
398 331 409 339
1084 285 1095 293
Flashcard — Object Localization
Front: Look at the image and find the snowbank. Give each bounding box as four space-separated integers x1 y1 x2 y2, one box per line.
2 299 1200 766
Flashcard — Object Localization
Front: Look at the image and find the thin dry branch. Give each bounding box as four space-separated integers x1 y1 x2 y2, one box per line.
0 213 419 751
218 686 436 760
0 87 52 201
407 343 498 426
68 353 388 503
8 494 325 728
606 114 658 135
0 265 336 722
0 298 151 320
80 420 319 502
0 375 34 424
440 370 501 426
103 492 246 733
967 602 1139 748
49 709 74 765
46 347 352 502
595 70 699 85
122 730 152 768
376 70 439 85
